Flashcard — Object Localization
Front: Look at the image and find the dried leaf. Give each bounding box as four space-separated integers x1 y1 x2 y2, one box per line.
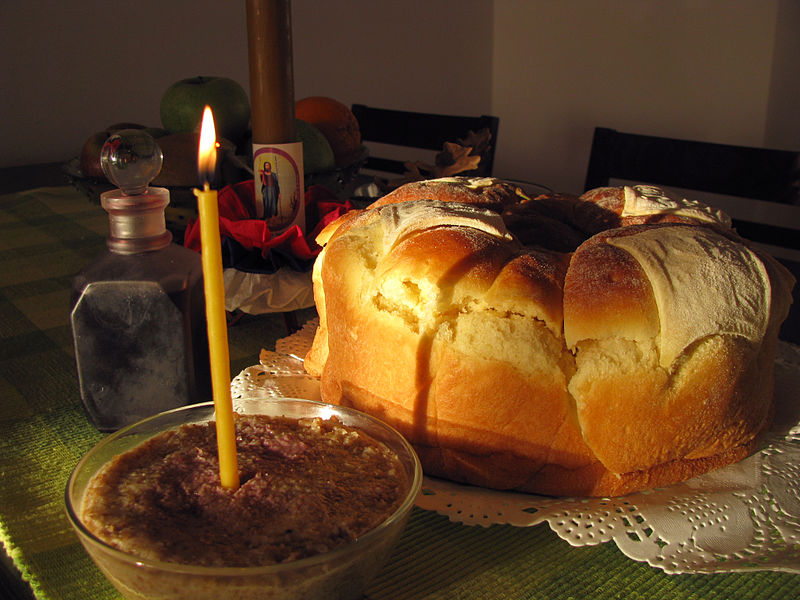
458 128 492 159
382 127 493 190
434 142 481 177
404 161 427 179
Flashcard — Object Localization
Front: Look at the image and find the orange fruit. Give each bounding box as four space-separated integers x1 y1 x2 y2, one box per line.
295 97 361 167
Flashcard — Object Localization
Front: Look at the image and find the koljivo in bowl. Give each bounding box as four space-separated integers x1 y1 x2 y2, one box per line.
65 397 422 600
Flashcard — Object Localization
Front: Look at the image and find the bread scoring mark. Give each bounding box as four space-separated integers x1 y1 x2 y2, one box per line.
608 226 770 368
621 185 732 228
431 176 497 190
377 199 512 253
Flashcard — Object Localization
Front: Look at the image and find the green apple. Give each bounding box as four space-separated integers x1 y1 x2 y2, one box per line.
295 119 335 174
159 76 250 143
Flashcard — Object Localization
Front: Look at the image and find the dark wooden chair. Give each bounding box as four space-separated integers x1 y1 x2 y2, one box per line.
351 104 499 177
584 126 800 343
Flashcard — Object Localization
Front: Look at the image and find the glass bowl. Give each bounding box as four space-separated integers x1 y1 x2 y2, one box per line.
65 397 422 600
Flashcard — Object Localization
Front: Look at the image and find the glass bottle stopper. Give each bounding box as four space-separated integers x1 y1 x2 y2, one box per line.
98 130 172 254
100 129 163 195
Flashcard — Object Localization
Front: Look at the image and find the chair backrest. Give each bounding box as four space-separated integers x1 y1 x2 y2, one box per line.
351 104 499 177
584 126 800 343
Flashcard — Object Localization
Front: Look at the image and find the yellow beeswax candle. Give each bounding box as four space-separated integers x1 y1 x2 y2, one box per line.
195 106 239 490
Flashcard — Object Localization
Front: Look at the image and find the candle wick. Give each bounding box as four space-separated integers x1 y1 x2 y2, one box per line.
204 182 211 192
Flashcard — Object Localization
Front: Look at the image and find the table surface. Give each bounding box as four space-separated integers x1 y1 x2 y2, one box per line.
1 179 799 600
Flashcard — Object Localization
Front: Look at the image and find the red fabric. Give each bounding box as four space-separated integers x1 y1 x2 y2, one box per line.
184 181 353 262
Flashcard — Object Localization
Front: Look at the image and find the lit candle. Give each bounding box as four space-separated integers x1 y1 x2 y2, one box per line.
194 106 240 490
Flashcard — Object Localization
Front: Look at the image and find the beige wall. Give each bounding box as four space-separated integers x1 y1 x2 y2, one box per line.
0 0 491 169
765 0 800 152
1 1 250 168
293 0 493 116
492 0 795 193
2 1 796 195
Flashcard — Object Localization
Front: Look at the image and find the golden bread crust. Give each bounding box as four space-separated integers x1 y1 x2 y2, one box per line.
305 177 795 496
371 176 523 211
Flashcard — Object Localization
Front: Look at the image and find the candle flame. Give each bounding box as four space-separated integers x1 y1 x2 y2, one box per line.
198 105 217 185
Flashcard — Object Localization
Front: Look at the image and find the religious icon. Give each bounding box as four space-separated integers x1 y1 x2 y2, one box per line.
252 142 304 233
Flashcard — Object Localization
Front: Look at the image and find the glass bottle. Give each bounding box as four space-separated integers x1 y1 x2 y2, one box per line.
70 130 211 431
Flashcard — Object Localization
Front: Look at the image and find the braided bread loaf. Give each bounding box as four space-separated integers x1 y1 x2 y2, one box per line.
305 177 794 496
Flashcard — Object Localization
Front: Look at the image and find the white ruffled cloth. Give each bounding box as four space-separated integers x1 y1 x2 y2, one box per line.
223 267 314 314
231 321 800 574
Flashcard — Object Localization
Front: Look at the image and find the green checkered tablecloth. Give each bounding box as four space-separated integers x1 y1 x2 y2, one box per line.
1 186 799 600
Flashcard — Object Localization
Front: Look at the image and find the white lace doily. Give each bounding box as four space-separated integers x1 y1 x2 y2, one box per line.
231 321 800 574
